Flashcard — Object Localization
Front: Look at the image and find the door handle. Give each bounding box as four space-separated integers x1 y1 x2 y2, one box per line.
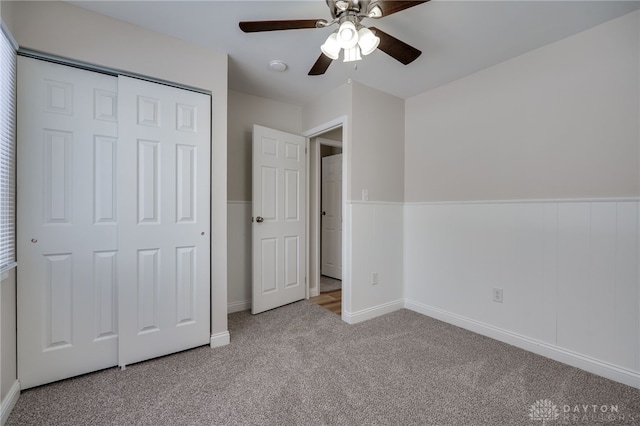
321 211 326 216
256 216 264 223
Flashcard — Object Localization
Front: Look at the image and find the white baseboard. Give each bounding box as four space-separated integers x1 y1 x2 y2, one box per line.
210 331 230 348
342 299 404 325
227 300 251 314
1 380 19 425
405 300 640 389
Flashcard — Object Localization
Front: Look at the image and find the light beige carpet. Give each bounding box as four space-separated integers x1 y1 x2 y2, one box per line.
7 300 640 425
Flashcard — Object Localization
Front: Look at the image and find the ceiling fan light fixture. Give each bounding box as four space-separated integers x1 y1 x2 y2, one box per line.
321 32 341 60
337 21 358 49
357 27 380 55
239 0 428 76
343 46 362 62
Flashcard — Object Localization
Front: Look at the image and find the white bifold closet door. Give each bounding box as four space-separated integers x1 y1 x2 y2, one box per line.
17 57 211 389
116 76 210 367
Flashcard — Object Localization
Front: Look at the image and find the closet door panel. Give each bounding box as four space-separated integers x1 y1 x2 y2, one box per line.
17 57 119 389
117 76 211 367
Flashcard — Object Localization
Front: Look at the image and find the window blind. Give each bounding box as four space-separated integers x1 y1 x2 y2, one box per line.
0 24 17 272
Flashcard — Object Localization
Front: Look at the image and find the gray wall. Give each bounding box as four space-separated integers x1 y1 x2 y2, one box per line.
405 10 639 202
227 90 303 311
351 82 405 203
227 90 303 202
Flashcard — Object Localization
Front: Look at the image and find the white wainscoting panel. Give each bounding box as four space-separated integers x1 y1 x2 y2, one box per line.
556 201 640 370
227 201 252 313
345 201 404 322
404 200 639 387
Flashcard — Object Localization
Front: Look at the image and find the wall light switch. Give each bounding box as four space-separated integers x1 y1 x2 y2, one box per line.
362 189 369 201
372 272 378 285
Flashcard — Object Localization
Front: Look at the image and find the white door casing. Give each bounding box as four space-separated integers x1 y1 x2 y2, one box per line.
321 154 342 279
117 76 211 367
252 125 306 314
17 57 119 389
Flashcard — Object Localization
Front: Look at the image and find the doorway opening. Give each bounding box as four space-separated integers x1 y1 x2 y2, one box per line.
308 127 343 315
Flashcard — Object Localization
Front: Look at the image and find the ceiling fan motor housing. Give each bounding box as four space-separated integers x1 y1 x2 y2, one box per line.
326 0 375 19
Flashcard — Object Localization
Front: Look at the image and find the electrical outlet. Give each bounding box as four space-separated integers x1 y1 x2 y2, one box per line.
493 288 503 303
371 272 378 285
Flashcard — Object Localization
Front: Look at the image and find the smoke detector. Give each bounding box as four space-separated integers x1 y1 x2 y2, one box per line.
268 60 288 72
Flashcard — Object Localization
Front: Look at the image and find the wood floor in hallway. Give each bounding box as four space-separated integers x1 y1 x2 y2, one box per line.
309 289 341 315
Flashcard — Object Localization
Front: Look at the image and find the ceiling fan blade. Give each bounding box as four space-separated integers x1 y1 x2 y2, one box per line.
372 1 430 17
369 27 421 65
308 54 334 76
239 19 322 33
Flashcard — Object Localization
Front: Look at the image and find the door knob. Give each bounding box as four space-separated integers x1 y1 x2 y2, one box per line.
256 216 264 223
321 211 326 216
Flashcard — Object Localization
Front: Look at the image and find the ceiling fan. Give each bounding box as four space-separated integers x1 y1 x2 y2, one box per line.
239 0 429 76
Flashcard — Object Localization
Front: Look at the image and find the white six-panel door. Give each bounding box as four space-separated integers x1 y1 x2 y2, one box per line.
17 58 211 387
321 154 342 279
17 57 120 389
117 76 211 367
252 125 306 314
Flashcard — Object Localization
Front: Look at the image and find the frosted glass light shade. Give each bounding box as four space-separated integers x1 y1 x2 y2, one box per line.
337 21 358 49
358 27 380 56
321 32 340 60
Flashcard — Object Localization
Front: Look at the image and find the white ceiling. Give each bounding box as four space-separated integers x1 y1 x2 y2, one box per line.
68 1 639 105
